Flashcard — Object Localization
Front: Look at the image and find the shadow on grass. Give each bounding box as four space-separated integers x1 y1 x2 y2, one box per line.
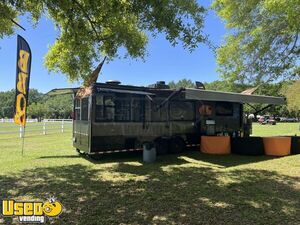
38 155 81 159
83 150 275 168
0 161 299 224
183 151 277 168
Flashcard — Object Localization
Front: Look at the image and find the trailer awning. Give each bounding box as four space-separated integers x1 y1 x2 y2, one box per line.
46 88 79 96
185 88 285 105
98 88 155 96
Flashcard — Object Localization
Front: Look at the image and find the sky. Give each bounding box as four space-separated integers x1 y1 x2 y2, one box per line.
0 3 227 93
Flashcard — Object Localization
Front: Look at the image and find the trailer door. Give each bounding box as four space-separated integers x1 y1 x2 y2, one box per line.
73 97 91 153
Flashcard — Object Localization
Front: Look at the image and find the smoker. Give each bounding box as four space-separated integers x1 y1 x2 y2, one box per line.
48 81 285 156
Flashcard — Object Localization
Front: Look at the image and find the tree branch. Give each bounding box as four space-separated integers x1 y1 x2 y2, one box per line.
72 0 104 42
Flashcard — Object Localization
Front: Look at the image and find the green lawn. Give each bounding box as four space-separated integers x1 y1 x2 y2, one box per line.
252 122 300 137
0 123 299 224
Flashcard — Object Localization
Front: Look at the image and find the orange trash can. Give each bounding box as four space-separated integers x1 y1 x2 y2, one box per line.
263 137 291 156
200 136 231 154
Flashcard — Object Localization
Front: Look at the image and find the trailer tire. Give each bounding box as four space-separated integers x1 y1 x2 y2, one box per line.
169 137 186 154
154 138 169 155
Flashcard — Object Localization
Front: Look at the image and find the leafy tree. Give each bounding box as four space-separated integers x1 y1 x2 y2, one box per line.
0 89 72 119
168 79 195 89
281 80 300 115
1 0 207 82
0 90 15 118
0 89 43 118
213 0 300 84
27 102 47 121
43 94 73 119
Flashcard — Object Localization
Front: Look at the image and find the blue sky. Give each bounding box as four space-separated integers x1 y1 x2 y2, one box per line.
0 4 227 93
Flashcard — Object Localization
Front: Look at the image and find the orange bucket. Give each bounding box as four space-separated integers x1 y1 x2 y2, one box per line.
263 137 291 156
200 136 231 154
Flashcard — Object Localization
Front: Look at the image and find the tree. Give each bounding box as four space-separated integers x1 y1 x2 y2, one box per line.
0 89 73 119
168 79 195 89
0 90 15 118
27 102 47 121
43 94 73 119
0 89 43 118
281 80 300 115
213 0 300 84
1 0 207 82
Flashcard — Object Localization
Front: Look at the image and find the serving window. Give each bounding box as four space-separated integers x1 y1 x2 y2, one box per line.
115 95 131 122
215 102 233 116
95 94 115 122
151 101 168 122
95 93 144 122
170 101 195 121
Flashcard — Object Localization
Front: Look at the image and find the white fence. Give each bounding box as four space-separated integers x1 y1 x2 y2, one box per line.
0 118 38 123
0 119 72 138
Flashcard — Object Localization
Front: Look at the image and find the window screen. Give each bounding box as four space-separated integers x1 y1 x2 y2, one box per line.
216 102 233 116
131 97 144 122
74 98 80 120
115 95 131 121
170 101 195 121
95 93 145 122
81 98 89 121
95 94 115 122
151 103 168 122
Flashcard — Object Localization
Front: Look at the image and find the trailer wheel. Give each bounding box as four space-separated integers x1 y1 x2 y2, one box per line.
169 137 186 154
154 138 169 155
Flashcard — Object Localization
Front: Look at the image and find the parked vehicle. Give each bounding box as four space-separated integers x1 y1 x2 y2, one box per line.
259 115 276 125
279 117 299 122
48 81 285 156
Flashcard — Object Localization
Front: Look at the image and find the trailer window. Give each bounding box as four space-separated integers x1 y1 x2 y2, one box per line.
131 97 144 122
95 95 115 122
81 98 89 121
95 95 104 120
170 101 195 121
199 104 213 116
216 102 233 116
74 98 80 120
95 93 144 122
151 102 167 122
104 96 115 121
115 96 131 121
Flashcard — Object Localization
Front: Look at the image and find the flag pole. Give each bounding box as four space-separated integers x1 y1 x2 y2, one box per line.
21 125 26 156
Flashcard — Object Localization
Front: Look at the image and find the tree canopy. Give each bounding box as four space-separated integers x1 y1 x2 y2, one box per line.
1 0 207 82
213 0 300 84
0 89 72 119
281 80 300 115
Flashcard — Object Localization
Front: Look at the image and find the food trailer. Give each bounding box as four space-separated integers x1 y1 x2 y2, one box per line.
48 81 285 156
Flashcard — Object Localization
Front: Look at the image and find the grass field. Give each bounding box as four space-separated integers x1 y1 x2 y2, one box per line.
0 122 299 224
252 122 300 137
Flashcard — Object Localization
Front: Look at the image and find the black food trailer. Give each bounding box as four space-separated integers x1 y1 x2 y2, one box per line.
48 81 285 156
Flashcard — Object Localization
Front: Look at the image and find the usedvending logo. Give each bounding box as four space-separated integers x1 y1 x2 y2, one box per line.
1 197 63 223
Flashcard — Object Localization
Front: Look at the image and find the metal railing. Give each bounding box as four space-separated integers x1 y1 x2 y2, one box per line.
0 119 73 138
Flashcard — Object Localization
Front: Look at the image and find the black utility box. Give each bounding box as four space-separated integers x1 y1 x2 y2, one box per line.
291 136 300 155
231 137 264 156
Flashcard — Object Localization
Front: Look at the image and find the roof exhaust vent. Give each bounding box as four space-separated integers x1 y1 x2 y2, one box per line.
195 81 205 90
106 80 121 85
148 81 170 89
157 81 166 85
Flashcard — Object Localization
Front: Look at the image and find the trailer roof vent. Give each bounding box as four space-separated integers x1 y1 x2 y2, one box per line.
106 80 121 85
148 81 170 89
195 81 205 90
